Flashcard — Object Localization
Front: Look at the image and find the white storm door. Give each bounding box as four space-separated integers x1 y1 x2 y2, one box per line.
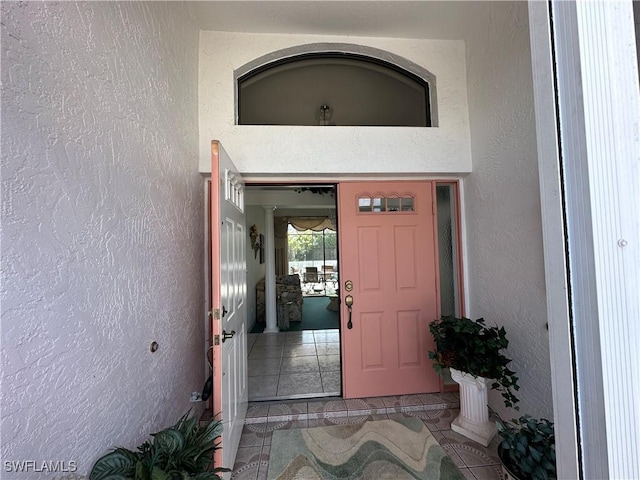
211 140 248 473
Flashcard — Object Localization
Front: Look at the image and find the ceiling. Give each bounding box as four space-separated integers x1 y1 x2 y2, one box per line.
185 1 487 41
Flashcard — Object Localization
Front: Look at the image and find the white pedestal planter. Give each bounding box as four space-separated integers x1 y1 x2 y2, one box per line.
450 368 497 447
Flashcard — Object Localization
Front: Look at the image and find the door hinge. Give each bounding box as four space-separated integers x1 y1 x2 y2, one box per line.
214 335 220 345
211 309 221 320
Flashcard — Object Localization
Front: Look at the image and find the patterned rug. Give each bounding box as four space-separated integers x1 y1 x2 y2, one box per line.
267 417 464 479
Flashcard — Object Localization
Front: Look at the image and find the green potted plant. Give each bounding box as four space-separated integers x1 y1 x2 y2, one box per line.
428 315 520 446
89 411 230 480
496 415 556 480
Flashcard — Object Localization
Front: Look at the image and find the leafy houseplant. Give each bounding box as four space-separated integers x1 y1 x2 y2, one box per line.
89 412 230 480
496 415 556 480
428 315 520 409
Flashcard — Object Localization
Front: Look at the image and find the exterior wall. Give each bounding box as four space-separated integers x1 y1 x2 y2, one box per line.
1 2 202 476
199 32 471 174
463 2 553 418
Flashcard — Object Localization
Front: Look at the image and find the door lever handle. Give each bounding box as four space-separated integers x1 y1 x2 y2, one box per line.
345 295 354 329
221 330 235 343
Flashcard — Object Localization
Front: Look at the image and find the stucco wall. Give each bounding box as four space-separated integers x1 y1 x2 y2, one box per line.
463 2 552 418
198 32 471 175
1 2 203 476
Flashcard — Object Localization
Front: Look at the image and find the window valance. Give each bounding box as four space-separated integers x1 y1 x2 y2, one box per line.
288 216 336 232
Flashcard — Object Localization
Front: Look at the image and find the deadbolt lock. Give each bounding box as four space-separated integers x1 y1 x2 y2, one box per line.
344 280 353 292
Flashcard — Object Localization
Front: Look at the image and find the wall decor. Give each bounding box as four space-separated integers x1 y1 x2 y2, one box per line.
259 234 265 264
249 224 261 258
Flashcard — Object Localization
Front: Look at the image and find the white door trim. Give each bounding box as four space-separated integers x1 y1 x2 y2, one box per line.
529 1 640 478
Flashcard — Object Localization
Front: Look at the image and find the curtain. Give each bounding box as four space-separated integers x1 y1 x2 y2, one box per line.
274 217 289 276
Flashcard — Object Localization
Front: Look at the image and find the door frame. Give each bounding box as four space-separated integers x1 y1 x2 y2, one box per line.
243 183 341 335
433 180 466 393
204 179 214 410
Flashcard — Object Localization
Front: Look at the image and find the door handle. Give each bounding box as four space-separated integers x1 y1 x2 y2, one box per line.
345 295 354 329
221 330 235 343
222 306 228 318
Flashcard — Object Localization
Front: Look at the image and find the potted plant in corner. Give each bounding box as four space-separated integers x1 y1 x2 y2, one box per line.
428 315 520 446
89 411 231 480
496 415 556 480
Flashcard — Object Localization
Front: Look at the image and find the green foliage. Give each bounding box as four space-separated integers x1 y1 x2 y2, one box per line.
288 233 319 261
288 229 336 262
293 186 335 198
89 412 230 480
428 315 520 409
497 415 556 480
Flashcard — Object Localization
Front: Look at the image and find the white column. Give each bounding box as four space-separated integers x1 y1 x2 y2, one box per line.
263 206 279 333
450 368 496 447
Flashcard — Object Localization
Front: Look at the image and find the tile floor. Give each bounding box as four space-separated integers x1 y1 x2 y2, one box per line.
230 393 503 480
247 329 341 401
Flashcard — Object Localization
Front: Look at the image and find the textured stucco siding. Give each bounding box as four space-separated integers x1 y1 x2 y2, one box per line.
1 2 203 476
198 31 472 175
463 2 552 419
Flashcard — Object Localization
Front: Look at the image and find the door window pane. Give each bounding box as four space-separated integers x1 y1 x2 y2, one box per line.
401 197 414 211
359 198 372 212
357 195 415 214
436 184 459 317
386 197 400 212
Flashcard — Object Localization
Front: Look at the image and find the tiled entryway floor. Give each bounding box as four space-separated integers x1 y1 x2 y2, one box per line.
247 330 341 401
230 393 503 480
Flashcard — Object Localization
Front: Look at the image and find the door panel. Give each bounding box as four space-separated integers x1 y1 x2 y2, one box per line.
361 313 384 369
397 311 421 366
338 181 440 398
395 226 419 289
358 227 381 290
211 140 248 473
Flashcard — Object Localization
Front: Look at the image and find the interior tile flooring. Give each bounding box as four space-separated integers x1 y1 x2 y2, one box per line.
230 392 503 480
247 329 341 401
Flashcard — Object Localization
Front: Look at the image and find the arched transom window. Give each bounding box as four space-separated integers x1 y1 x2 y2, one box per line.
237 53 432 127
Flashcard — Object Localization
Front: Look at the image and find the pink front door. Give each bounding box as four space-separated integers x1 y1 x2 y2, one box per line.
338 181 441 398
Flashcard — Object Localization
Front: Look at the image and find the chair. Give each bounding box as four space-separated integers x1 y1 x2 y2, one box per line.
321 265 334 280
255 275 303 328
303 267 321 295
304 267 319 283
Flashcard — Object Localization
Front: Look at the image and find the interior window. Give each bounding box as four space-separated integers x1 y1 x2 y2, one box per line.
238 53 431 127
